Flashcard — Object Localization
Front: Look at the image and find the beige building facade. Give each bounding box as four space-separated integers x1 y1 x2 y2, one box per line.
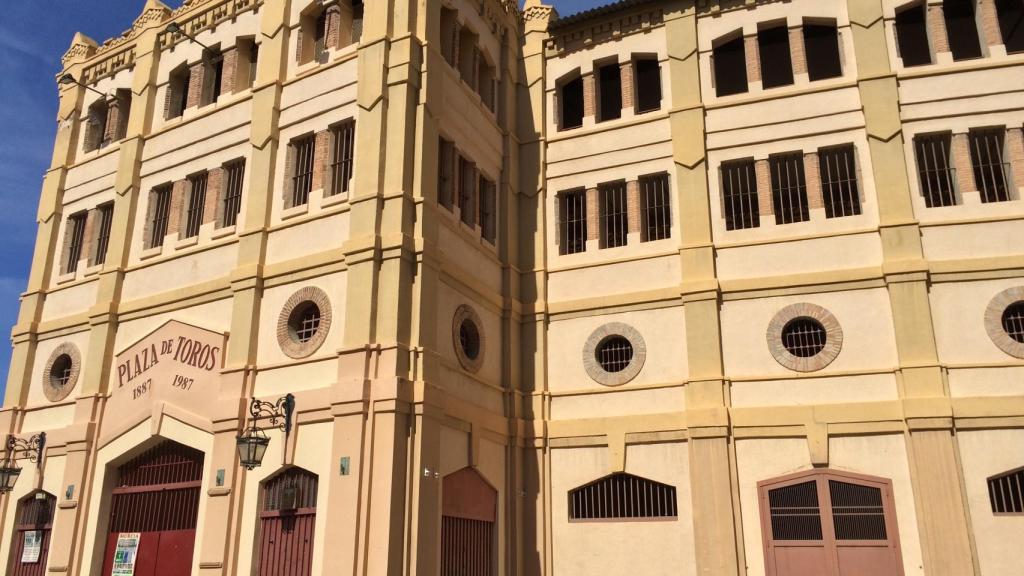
1 0 1023 574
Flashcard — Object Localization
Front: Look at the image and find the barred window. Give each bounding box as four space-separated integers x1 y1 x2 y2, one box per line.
569 473 677 521
479 176 497 244
558 189 587 255
64 213 88 274
722 160 760 230
184 172 208 239
148 186 172 248
988 467 1024 514
221 160 245 228
640 173 671 242
289 302 321 344
290 136 315 207
330 121 356 196
768 481 823 540
93 203 114 266
895 3 931 67
596 336 633 373
770 153 810 225
1003 302 1024 344
819 146 861 218
598 181 628 249
970 129 1011 203
459 157 476 226
915 133 957 207
438 138 455 209
50 354 74 391
782 318 827 358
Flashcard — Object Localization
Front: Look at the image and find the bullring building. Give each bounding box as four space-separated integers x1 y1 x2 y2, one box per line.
1 0 1024 574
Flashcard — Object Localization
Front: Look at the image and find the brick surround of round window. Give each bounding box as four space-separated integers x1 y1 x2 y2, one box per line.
985 287 1024 359
277 286 332 359
452 305 485 373
767 303 843 372
43 343 81 402
582 323 646 386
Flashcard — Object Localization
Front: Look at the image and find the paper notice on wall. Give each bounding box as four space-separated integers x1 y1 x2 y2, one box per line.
111 532 141 576
20 531 42 563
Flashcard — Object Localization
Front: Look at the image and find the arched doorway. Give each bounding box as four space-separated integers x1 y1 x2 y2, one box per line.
8 491 55 576
100 441 203 576
257 467 318 576
441 467 496 576
758 469 904 576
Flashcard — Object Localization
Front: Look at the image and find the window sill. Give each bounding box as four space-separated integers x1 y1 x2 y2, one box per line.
175 235 200 250
211 224 237 240
83 264 103 278
281 202 310 221
321 192 349 209
55 271 77 285
140 245 163 261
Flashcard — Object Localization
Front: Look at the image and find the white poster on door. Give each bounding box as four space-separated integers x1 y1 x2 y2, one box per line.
111 532 141 576
20 530 42 563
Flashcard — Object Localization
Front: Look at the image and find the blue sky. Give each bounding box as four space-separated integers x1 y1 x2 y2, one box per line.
0 0 598 398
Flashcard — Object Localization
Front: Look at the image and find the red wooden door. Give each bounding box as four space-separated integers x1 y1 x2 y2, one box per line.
8 492 55 576
759 469 904 576
441 467 497 576
101 442 203 576
257 468 318 576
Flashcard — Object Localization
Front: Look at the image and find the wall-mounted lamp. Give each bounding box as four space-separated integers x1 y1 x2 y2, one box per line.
58 74 106 97
236 394 295 470
165 22 214 53
0 433 46 494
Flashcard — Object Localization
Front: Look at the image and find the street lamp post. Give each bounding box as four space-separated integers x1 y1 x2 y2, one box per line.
236 394 295 470
0 433 46 494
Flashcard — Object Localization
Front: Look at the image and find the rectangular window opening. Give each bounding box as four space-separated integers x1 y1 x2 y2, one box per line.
915 133 958 207
895 4 932 66
634 59 662 113
988 468 1024 514
560 76 584 130
64 213 88 275
330 121 356 196
558 189 587 255
438 138 455 210
970 129 1011 203
721 160 760 230
804 23 843 80
819 145 861 218
148 186 172 249
597 63 622 122
770 153 810 225
479 176 497 244
184 172 208 238
291 136 315 207
222 160 245 228
640 173 671 242
997 0 1024 53
94 203 114 266
713 35 748 97
945 0 984 60
759 26 795 89
599 181 628 249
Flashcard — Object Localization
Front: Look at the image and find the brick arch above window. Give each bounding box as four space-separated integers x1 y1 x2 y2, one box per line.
985 286 1024 358
766 303 843 372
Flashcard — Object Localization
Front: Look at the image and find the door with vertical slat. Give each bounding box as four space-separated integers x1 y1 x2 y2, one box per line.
257 467 318 576
441 467 497 576
8 492 55 576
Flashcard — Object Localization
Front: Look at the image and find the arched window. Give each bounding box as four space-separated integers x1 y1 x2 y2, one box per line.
758 469 902 576
442 467 496 576
569 472 677 520
9 491 55 576
258 467 318 576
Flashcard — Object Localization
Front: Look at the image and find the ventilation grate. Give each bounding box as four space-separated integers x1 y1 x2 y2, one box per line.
569 473 677 520
768 481 823 540
829 480 888 540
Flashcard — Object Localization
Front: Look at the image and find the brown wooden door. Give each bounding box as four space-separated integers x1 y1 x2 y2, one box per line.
257 468 318 576
759 469 904 576
441 467 497 576
8 492 55 576
100 441 203 576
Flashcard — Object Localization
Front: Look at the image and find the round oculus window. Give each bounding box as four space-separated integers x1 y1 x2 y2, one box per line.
596 336 633 373
781 317 827 358
1001 302 1024 344
42 343 81 402
452 305 485 372
290 302 322 344
459 319 481 361
50 354 74 390
277 286 332 359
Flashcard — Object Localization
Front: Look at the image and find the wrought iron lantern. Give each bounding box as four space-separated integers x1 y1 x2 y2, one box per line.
0 433 46 494
236 394 294 470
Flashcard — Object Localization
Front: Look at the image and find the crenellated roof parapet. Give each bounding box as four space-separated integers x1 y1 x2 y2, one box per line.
544 0 665 56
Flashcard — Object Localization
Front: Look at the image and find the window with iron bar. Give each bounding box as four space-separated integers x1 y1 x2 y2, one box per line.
988 467 1024 514
599 181 628 249
291 136 315 207
329 121 356 196
184 172 208 239
818 145 861 218
569 473 677 521
479 175 497 244
1003 301 1024 344
94 203 114 266
596 336 633 373
221 160 245 228
640 173 671 242
721 160 760 230
459 156 476 227
915 133 957 207
64 213 88 274
781 318 827 358
770 153 810 225
148 186 172 248
558 188 587 255
970 129 1011 203
438 138 455 210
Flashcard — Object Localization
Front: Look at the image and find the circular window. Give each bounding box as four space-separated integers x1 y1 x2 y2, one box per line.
583 323 646 386
277 287 332 359
985 287 1024 358
452 305 485 372
767 304 842 372
781 318 827 358
43 343 81 402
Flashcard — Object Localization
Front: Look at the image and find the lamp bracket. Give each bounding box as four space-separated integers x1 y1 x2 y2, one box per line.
247 394 295 436
6 432 46 467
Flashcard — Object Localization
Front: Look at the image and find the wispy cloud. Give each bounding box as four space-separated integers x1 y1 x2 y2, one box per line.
0 27 52 65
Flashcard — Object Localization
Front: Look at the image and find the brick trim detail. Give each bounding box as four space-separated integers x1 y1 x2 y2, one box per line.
312 130 330 192
745 35 761 82
985 286 1024 358
767 303 843 372
277 286 333 359
755 159 773 216
790 27 807 75
168 179 187 237
43 343 82 402
951 132 976 194
626 180 641 234
927 4 950 54
205 167 223 224
452 304 485 373
978 0 1002 48
582 322 647 386
1006 128 1024 189
805 152 824 209
620 59 634 109
186 61 206 109
220 47 238 96
585 187 599 241
583 73 596 118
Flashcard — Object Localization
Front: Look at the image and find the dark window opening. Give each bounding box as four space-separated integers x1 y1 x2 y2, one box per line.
640 173 671 241
569 473 677 520
895 4 932 66
560 76 584 130
804 24 843 80
479 176 497 244
148 186 172 248
759 26 795 88
997 0 1024 53
222 160 245 228
459 156 476 226
50 354 73 390
722 160 760 230
209 53 224 103
945 0 984 60
290 136 315 207
459 319 481 360
1003 302 1024 343
770 152 810 225
184 172 207 238
290 302 321 343
84 99 109 152
989 467 1024 514
597 63 622 122
819 145 861 218
782 318 827 358
166 66 190 119
635 59 662 113
438 138 455 209
915 133 958 207
94 203 114 266
315 11 328 62
969 129 1010 203
598 181 627 249
558 189 587 255
596 336 633 373
713 35 748 97
64 213 87 275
